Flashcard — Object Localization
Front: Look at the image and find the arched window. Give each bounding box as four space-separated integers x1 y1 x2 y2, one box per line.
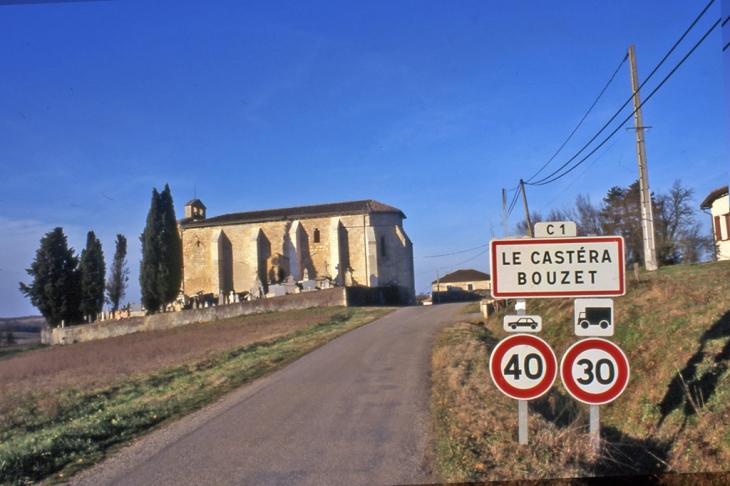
313 228 320 243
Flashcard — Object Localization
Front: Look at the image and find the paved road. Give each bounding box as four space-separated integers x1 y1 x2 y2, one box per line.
70 303 470 486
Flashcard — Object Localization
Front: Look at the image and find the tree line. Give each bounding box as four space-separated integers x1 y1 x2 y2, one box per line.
19 184 182 328
517 180 714 265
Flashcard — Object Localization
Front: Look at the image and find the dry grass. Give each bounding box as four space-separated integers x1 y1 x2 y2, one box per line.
0 308 339 398
431 322 594 482
431 260 730 481
0 306 393 485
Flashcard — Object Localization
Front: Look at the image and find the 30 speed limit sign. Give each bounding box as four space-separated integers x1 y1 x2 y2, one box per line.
490 334 557 400
560 338 630 405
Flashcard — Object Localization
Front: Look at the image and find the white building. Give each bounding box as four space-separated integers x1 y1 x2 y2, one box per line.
700 186 730 261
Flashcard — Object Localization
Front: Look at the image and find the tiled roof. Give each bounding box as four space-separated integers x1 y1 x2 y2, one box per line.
700 186 729 210
179 199 405 228
432 268 490 285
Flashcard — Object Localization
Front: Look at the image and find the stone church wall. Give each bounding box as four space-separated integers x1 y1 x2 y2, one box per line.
179 208 415 303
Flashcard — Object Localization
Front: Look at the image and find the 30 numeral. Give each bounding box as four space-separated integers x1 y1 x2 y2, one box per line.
576 358 615 385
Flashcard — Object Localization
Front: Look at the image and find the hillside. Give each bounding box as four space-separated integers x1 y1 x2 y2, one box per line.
431 260 730 482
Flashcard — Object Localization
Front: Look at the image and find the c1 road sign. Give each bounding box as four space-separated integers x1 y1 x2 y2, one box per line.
560 338 629 405
490 236 625 298
490 334 557 400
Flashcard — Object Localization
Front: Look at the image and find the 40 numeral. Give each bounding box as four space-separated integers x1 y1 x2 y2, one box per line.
504 353 544 380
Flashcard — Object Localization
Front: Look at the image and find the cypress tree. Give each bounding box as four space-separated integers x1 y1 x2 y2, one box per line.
160 184 182 304
140 185 182 314
19 227 83 327
79 231 106 322
106 234 129 313
140 188 164 313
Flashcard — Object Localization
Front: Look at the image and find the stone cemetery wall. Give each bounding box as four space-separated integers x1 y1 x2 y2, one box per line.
42 287 347 346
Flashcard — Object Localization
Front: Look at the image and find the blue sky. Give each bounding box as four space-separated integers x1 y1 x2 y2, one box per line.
1 0 727 317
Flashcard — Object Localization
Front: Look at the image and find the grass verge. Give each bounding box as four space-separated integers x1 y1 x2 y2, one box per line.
0 344 44 362
0 307 392 485
431 260 730 481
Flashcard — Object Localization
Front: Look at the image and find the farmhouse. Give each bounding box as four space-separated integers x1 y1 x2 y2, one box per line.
700 185 730 261
429 269 491 305
178 199 416 303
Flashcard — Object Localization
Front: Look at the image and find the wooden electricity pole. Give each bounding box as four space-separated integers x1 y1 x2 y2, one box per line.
502 188 509 237
628 44 658 271
520 179 533 238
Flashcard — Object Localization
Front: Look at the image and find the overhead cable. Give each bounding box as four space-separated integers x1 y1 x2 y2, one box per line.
529 17 721 186
525 54 628 183
527 0 717 186
420 243 489 258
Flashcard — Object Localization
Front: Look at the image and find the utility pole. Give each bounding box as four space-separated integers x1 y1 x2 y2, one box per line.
502 188 509 237
628 44 658 271
520 179 533 238
436 270 440 304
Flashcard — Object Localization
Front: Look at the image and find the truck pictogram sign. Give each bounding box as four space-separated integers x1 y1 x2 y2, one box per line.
574 298 614 336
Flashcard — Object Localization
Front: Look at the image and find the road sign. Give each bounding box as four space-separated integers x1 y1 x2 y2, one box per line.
489 236 625 298
575 299 614 336
534 221 577 238
560 338 629 405
490 334 557 400
503 314 542 333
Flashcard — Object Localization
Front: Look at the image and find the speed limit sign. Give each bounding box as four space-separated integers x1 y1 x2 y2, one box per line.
490 334 557 400
560 338 630 405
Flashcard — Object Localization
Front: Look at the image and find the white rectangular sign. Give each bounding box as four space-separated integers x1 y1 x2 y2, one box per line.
575 298 614 336
490 236 625 298
503 314 542 333
534 221 577 238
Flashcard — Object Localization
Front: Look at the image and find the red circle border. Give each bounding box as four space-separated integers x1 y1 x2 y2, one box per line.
560 338 630 405
489 334 557 400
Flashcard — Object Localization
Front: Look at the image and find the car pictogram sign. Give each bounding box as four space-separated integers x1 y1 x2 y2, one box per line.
560 338 629 405
489 334 557 400
503 314 542 333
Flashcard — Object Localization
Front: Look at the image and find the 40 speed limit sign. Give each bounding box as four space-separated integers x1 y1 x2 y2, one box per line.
490 334 557 400
560 338 630 405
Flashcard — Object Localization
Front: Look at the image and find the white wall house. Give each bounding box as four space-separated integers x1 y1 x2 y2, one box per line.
700 186 730 261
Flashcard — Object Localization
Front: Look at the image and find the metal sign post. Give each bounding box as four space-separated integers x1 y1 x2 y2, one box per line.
560 338 630 454
489 333 557 445
516 299 527 445
590 405 600 453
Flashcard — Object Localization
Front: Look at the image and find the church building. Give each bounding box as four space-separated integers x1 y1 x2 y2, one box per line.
178 199 415 303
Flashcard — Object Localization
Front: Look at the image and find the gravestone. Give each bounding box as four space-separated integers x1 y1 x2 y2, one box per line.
266 284 286 298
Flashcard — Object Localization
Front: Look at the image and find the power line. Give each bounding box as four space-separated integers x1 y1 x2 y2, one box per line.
530 16 721 187
506 184 521 217
527 0 717 187
525 53 628 183
452 248 490 268
537 135 622 212
419 243 489 258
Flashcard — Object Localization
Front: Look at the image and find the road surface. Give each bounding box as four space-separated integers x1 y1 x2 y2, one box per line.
70 303 471 486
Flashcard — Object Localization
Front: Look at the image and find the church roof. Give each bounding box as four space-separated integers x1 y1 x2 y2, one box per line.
432 269 490 285
700 186 728 210
185 198 207 209
179 199 405 228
